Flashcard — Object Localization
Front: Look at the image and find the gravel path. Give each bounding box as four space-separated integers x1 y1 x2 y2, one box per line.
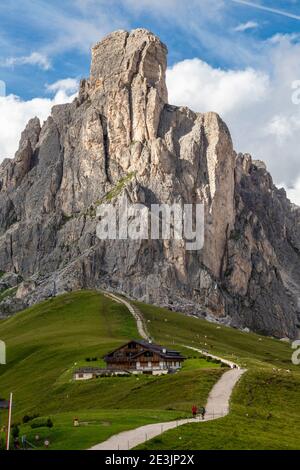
182 345 240 369
105 292 151 341
90 294 246 450
90 367 246 450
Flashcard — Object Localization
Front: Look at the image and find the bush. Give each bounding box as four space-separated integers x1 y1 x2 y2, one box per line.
31 422 46 429
23 413 39 423
31 417 53 429
46 419 53 429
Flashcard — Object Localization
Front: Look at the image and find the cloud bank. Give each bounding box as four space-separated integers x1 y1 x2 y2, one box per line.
167 34 300 205
0 79 78 159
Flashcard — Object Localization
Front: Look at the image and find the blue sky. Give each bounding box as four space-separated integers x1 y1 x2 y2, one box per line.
0 0 299 99
1 0 300 203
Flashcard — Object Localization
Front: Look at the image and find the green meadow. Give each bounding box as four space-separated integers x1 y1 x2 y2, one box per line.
0 291 220 450
135 302 300 450
0 290 299 449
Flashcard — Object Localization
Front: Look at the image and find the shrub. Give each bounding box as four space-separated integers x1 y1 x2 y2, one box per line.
46 419 53 429
31 417 52 429
23 413 39 423
31 422 46 429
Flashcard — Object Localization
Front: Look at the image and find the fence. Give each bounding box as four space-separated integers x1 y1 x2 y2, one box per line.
116 410 228 450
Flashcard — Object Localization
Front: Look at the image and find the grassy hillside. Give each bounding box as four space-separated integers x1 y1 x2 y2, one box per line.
134 302 300 450
138 369 300 450
0 291 221 450
1 290 299 450
135 301 297 369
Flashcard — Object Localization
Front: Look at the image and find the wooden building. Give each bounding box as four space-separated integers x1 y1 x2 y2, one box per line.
104 340 185 375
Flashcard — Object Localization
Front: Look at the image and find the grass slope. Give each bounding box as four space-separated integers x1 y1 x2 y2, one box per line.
138 370 300 450
135 301 297 369
1 291 299 450
0 291 221 450
134 302 300 450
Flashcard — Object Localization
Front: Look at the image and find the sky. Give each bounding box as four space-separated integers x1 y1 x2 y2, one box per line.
1 0 300 203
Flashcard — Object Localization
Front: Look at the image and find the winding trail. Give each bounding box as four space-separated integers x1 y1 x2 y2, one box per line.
104 292 151 341
91 293 246 450
182 345 240 369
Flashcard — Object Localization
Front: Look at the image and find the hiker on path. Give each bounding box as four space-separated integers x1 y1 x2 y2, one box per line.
199 406 206 420
192 405 198 418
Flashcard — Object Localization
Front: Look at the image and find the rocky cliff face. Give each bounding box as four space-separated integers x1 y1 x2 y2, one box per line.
1 28 300 338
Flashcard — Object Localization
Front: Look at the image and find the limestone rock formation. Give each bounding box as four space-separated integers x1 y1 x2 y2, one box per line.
0 28 299 338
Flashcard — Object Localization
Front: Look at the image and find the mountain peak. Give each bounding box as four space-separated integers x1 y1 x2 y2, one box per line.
88 28 168 148
0 29 299 339
90 28 168 86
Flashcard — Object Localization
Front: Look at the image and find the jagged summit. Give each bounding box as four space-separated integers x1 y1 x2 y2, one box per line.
83 28 168 151
90 28 168 83
0 29 300 339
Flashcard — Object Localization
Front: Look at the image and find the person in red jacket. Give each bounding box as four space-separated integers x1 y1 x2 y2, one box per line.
192 405 198 418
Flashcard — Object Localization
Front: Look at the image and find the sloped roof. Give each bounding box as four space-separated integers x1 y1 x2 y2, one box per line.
74 367 106 374
104 339 185 361
74 367 130 374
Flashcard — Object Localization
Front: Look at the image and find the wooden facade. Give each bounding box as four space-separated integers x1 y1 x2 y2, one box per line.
104 340 185 374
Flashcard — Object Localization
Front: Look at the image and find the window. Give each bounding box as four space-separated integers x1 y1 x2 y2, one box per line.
144 351 153 357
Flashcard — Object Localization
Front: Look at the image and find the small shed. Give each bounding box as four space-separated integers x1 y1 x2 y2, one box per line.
73 367 129 381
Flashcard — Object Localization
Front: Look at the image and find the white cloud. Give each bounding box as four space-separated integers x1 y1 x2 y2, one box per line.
3 52 51 70
234 21 259 32
282 178 300 206
167 35 300 206
167 59 269 115
46 78 79 94
0 79 78 160
264 115 300 143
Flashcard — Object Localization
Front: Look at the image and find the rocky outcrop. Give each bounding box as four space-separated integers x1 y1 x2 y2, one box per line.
0 28 299 338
